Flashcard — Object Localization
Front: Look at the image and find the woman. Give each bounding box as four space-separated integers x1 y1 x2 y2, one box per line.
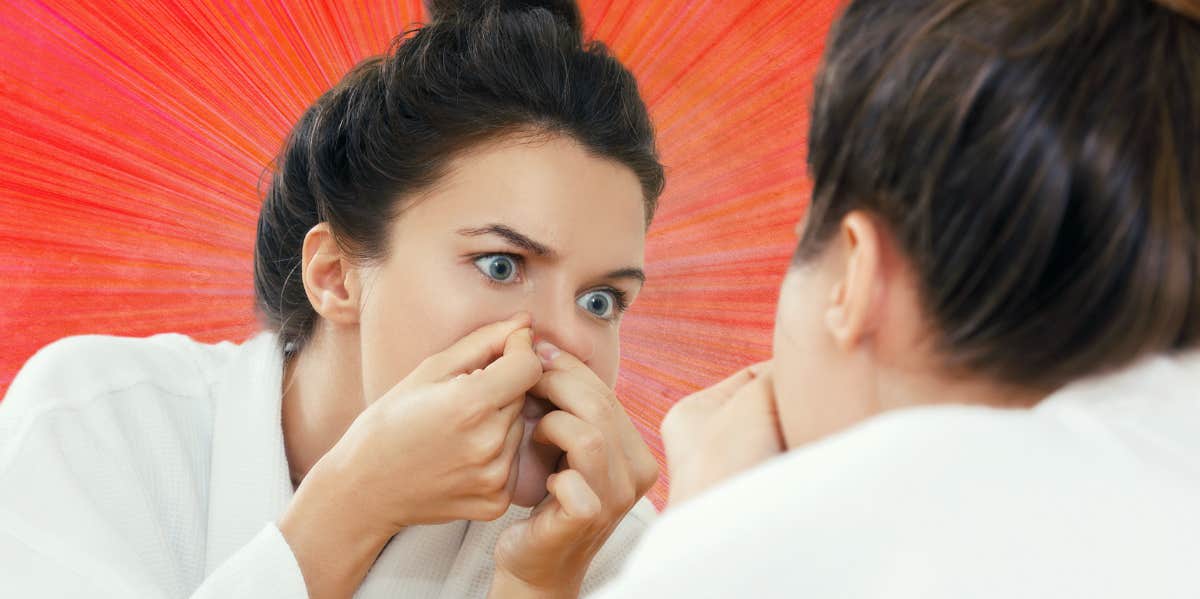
589 0 1200 597
0 1 661 597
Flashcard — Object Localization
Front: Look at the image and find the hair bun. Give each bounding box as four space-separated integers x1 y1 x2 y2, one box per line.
1150 0 1200 21
425 0 583 34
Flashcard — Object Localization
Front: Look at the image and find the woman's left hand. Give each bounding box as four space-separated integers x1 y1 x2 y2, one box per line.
490 341 660 599
660 362 785 508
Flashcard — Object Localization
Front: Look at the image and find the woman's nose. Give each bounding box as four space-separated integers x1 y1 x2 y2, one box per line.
529 293 594 365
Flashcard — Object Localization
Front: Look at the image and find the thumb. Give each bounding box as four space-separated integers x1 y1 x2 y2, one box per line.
405 313 531 384
725 370 785 451
528 470 601 549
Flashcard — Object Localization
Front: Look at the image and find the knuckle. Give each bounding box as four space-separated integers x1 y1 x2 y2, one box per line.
478 500 508 521
520 352 544 378
635 457 660 491
464 399 492 424
591 385 617 407
578 430 606 456
486 493 511 519
667 394 698 415
478 463 509 491
577 500 603 522
661 401 697 434
417 353 446 376
467 433 503 464
611 476 637 507
659 409 680 433
579 392 613 423
539 369 565 389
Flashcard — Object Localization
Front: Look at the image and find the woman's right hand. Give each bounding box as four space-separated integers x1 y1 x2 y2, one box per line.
279 313 543 598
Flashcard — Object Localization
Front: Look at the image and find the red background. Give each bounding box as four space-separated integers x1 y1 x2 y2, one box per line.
0 0 836 508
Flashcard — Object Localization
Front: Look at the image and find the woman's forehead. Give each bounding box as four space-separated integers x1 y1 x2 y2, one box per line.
394 134 648 260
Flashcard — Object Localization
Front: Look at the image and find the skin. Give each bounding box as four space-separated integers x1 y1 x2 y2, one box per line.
276 132 659 599
662 211 1045 507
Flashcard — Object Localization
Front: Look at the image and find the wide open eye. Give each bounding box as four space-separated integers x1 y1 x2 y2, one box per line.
577 289 618 320
473 254 521 284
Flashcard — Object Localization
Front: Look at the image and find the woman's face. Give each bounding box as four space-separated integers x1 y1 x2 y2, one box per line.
356 131 647 414
352 133 646 506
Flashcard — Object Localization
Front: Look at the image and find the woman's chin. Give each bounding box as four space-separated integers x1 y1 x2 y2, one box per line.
510 428 564 507
511 477 549 508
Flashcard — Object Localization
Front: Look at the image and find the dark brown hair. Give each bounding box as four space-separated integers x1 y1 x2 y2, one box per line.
253 0 663 355
799 0 1199 389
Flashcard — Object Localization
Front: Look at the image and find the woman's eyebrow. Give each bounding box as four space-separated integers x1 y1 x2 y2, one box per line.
603 267 646 287
458 224 645 287
457 224 556 257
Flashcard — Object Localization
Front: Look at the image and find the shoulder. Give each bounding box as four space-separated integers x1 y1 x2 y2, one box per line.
3 333 239 413
0 333 276 593
589 409 1014 597
0 332 265 488
602 402 1200 597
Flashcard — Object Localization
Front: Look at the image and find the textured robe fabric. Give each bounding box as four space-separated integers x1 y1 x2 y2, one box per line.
0 332 655 598
592 351 1200 598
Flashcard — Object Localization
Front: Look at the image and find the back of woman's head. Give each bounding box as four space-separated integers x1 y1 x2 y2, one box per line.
800 0 1200 389
253 0 663 354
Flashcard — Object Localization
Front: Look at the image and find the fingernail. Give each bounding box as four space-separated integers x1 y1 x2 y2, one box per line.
535 341 561 363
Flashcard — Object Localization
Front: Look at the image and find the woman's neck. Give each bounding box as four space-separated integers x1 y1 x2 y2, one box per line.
877 363 1049 414
281 326 365 487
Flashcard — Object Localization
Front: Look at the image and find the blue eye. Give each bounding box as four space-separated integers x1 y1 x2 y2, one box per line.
474 254 520 283
577 290 617 320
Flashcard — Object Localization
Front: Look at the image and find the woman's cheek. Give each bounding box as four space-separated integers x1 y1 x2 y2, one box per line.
589 329 621 388
422 277 530 351
359 267 507 400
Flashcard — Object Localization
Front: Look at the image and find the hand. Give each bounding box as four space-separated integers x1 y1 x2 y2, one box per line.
660 362 784 508
490 342 660 597
280 313 543 598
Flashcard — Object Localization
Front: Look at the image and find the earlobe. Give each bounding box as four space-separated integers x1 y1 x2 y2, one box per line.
824 211 883 351
301 223 362 325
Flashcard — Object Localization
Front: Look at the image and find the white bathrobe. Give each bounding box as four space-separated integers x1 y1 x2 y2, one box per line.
590 351 1200 598
0 332 656 598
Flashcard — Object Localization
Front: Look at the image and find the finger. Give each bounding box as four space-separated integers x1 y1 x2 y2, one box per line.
672 362 768 417
534 340 606 381
531 349 653 486
529 342 616 423
662 362 765 433
727 368 777 412
500 408 525 499
537 469 602 543
702 363 764 402
532 410 613 493
747 361 772 377
529 368 611 426
458 328 543 408
725 369 786 451
531 343 658 491
495 387 525 424
408 313 531 383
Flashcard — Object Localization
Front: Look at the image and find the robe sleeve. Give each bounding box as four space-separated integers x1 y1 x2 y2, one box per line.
189 523 309 598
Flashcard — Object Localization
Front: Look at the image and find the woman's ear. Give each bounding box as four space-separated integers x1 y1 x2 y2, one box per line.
824 211 885 350
301 223 362 325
